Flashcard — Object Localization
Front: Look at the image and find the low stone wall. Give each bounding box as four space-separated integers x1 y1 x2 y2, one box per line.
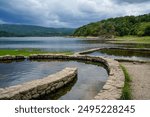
28 54 125 100
28 54 109 72
0 55 25 62
77 47 150 55
94 58 124 99
0 54 125 100
104 47 150 51
115 58 150 63
0 67 77 100
75 48 100 55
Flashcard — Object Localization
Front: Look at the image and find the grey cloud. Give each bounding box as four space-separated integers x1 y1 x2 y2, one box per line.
115 0 150 4
0 0 150 28
118 0 150 3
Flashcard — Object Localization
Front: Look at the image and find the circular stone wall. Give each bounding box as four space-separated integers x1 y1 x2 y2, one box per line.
0 54 125 100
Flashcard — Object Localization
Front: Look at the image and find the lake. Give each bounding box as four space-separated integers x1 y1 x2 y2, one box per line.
0 36 149 99
1 37 150 52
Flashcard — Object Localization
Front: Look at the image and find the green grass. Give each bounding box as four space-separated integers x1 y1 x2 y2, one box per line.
0 49 73 56
120 65 132 100
115 36 150 44
45 51 73 55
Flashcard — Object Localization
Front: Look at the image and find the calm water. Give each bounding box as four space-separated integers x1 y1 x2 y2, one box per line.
0 37 150 52
0 60 108 100
87 49 150 61
0 36 149 99
0 37 140 52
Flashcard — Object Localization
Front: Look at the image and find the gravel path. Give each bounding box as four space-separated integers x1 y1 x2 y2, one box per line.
121 62 150 100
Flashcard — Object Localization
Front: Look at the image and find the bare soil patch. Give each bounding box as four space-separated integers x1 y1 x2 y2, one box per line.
121 62 150 100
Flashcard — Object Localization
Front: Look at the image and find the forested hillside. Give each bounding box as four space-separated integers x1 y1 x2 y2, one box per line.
0 24 75 37
73 13 150 37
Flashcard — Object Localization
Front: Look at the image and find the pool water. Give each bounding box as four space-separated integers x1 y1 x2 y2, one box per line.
0 60 108 100
88 49 150 61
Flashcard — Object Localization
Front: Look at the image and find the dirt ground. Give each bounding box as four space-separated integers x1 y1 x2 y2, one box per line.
121 62 150 100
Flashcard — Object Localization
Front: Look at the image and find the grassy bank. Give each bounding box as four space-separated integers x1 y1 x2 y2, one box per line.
120 65 132 100
0 49 73 56
115 36 150 44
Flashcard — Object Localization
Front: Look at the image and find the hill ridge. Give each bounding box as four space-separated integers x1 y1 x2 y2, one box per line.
0 24 75 37
73 13 150 37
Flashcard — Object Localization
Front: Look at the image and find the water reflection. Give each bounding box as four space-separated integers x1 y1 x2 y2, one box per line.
0 60 108 100
0 37 124 52
37 77 78 100
88 49 150 61
0 37 150 52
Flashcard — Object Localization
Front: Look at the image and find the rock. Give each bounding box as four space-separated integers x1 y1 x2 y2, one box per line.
0 67 77 100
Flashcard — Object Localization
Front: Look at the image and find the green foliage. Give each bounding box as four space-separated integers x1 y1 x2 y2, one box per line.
0 24 75 37
73 13 150 37
0 31 15 37
0 49 73 56
115 36 150 44
134 22 150 36
120 65 132 100
0 49 46 56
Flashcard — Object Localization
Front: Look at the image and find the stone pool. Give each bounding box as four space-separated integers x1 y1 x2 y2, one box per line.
0 59 108 100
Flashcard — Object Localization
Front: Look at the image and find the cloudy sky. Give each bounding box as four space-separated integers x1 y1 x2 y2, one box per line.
0 0 150 28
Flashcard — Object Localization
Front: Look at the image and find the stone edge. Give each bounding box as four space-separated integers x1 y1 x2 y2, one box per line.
28 54 125 100
0 54 125 100
0 67 77 100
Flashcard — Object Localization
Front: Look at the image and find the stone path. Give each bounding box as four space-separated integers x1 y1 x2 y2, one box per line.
121 62 150 100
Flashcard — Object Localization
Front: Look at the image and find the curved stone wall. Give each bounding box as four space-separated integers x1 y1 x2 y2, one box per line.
28 54 125 100
94 58 124 99
0 67 77 100
0 54 125 100
0 55 25 61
